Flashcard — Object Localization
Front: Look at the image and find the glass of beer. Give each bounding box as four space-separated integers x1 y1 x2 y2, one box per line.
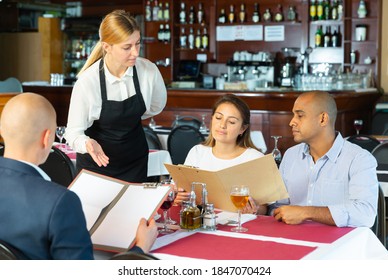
230 185 250 232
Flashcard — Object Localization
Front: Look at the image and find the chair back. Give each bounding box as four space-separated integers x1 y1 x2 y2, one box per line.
171 115 201 130
0 77 23 93
371 142 388 165
167 125 205 165
0 240 26 260
39 146 76 187
346 134 381 153
143 126 162 150
110 251 159 260
370 185 386 248
371 111 388 135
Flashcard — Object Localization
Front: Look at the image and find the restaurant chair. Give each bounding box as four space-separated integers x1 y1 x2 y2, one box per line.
0 240 26 260
110 251 159 260
0 77 23 93
143 126 162 150
39 146 76 187
370 111 388 136
0 142 4 156
370 185 386 248
171 115 201 130
371 142 388 165
346 134 381 153
167 125 205 165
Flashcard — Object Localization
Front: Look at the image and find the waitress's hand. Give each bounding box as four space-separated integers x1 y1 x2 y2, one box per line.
86 139 109 167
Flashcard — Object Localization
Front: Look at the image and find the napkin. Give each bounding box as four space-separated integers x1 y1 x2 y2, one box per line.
216 211 257 226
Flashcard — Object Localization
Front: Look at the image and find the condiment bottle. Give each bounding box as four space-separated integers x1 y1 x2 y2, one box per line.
180 189 201 230
202 203 216 231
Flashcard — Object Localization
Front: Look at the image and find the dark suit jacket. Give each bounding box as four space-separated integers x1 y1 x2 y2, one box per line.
0 157 94 259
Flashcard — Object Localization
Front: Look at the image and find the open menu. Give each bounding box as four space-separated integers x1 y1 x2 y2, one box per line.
68 170 171 252
165 154 289 212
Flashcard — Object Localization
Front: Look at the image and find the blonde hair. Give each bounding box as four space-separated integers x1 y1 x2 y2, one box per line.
77 10 140 76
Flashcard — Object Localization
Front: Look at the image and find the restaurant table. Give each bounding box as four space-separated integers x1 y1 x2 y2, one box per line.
56 144 172 177
153 127 267 153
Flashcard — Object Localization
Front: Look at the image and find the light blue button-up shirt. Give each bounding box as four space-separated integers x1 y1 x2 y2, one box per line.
276 133 378 227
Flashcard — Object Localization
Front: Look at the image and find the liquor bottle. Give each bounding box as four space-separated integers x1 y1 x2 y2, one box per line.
310 0 317 21
195 29 201 49
157 24 164 42
218 8 226 24
164 23 171 43
163 2 170 21
331 26 339 47
317 0 323 20
239 4 246 23
252 3 260 23
197 3 204 24
145 0 152 21
323 26 331 47
202 27 209 50
179 27 187 49
263 8 272 22
188 5 195 24
152 0 159 21
357 0 367 18
287 6 297 22
274 4 283 22
228 5 235 23
350 49 356 64
157 1 164 21
323 0 330 20
315 25 323 47
179 2 186 24
188 27 194 49
331 0 338 20
337 0 343 20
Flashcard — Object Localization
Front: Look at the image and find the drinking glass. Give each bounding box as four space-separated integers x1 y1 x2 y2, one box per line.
172 114 180 129
354 119 363 135
159 189 176 234
55 126 66 151
271 136 282 166
160 178 178 225
229 185 250 232
149 117 156 129
199 114 208 134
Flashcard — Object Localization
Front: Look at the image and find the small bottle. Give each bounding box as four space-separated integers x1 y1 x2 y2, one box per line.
163 2 170 21
331 27 339 47
350 49 356 64
179 201 191 229
145 0 152 21
317 0 323 20
310 0 317 21
263 8 271 22
239 4 246 23
181 190 201 230
164 23 171 43
337 0 343 20
152 0 159 21
274 4 283 22
331 0 338 20
179 2 186 24
315 25 323 47
218 8 226 24
188 27 195 49
228 5 235 24
197 3 204 24
202 203 216 231
323 0 330 20
252 3 260 23
157 2 164 21
188 5 195 24
157 24 165 42
323 26 331 47
195 29 202 49
179 27 187 49
357 0 367 18
287 6 297 22
201 27 209 50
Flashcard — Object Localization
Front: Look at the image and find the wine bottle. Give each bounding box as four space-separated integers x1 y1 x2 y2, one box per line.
218 8 226 24
317 0 323 20
310 0 317 21
228 5 235 23
323 26 331 47
315 25 323 47
188 5 195 24
179 2 186 24
145 0 152 21
202 27 209 50
197 3 204 24
239 4 246 23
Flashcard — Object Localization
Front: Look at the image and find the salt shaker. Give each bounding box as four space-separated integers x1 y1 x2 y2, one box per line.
202 203 216 231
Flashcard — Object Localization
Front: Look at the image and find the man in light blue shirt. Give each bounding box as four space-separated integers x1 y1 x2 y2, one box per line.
272 91 378 227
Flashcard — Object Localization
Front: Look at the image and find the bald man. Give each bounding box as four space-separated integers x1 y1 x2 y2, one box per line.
271 91 378 227
0 93 157 259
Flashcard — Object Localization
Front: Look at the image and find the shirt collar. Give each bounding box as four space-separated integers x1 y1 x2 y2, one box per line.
20 160 51 181
103 59 133 84
301 132 344 162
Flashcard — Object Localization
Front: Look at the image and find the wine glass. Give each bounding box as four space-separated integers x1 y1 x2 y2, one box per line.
354 119 363 135
149 117 156 129
55 126 66 151
159 189 176 235
229 185 250 232
271 136 282 166
199 114 208 134
160 178 178 225
172 114 180 129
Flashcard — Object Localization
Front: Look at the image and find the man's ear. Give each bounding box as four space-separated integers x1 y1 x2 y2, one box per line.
41 129 52 149
320 112 329 126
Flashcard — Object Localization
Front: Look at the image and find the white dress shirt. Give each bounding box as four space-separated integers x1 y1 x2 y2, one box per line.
65 57 167 153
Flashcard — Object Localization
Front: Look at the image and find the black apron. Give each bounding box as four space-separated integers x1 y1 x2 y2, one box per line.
76 59 148 182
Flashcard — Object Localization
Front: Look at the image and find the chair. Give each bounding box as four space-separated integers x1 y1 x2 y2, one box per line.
371 142 388 165
370 111 388 136
167 125 205 165
171 115 201 130
346 134 381 153
39 146 76 187
143 126 162 150
370 185 386 248
0 77 23 93
110 251 159 260
0 240 26 260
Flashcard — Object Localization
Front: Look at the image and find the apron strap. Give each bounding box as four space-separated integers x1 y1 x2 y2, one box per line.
99 59 108 101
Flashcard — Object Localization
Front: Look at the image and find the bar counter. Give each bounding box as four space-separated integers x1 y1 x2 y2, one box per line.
22 85 382 154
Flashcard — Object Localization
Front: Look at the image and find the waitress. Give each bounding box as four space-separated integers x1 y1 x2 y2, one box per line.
65 10 167 182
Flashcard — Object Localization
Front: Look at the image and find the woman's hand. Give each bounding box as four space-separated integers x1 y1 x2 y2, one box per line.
86 139 110 167
242 197 258 214
174 188 190 205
